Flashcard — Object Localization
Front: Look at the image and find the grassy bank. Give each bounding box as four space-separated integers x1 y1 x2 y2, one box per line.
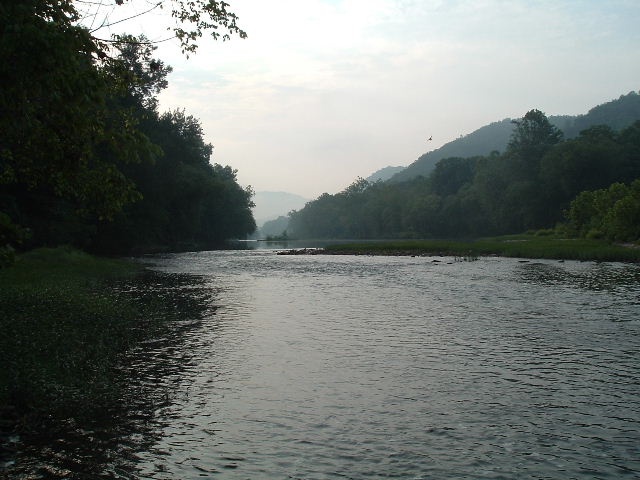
0 247 157 422
324 235 640 262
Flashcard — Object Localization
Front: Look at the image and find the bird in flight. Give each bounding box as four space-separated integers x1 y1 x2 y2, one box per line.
427 136 432 141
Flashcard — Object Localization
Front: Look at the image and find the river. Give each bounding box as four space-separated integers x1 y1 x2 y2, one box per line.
6 250 640 479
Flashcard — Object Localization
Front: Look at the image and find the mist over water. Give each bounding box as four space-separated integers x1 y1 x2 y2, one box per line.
8 251 640 478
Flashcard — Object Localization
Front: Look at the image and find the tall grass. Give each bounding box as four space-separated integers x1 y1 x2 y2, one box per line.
324 236 640 262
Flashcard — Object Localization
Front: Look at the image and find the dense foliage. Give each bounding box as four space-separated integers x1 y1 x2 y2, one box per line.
0 1 255 255
289 111 640 241
565 180 640 242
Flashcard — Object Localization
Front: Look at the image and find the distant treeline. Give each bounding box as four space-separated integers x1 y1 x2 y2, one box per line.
1 4 255 259
289 110 640 242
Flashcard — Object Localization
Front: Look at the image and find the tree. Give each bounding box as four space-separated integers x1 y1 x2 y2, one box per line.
618 120 640 179
93 109 256 253
1 0 249 251
429 157 479 197
341 177 371 197
494 110 566 230
0 1 147 225
79 0 246 55
507 109 564 165
564 182 636 240
539 126 623 214
602 180 640 241
106 34 173 112
1 0 245 200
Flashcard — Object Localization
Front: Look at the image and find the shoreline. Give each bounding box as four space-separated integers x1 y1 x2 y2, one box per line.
276 236 640 263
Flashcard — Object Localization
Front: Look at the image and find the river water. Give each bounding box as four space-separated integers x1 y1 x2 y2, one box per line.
6 250 640 479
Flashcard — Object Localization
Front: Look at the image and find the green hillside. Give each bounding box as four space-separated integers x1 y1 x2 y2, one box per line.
390 92 640 183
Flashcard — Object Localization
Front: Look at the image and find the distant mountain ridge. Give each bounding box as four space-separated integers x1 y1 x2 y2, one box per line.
252 191 308 227
388 119 515 183
366 165 405 183
389 91 640 183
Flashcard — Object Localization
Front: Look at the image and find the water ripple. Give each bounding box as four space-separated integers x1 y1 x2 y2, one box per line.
7 253 640 479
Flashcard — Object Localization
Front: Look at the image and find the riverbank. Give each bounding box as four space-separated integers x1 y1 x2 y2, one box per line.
0 247 161 454
281 235 640 262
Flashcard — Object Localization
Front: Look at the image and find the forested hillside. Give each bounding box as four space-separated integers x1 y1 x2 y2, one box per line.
564 91 640 138
366 165 406 183
389 119 516 183
391 92 640 183
0 3 255 258
289 109 640 242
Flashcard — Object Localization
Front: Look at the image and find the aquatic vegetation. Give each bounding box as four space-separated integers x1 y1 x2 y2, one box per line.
0 247 217 477
0 247 158 419
324 236 640 262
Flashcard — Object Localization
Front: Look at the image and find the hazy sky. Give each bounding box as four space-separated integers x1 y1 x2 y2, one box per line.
88 0 640 199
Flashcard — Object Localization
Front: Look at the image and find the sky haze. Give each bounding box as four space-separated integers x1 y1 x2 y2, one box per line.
87 0 640 198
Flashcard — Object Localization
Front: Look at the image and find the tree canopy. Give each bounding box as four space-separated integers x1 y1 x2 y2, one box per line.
1 0 255 255
80 0 247 54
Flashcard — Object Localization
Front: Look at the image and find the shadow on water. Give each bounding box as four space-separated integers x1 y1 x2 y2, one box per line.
2 271 218 479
